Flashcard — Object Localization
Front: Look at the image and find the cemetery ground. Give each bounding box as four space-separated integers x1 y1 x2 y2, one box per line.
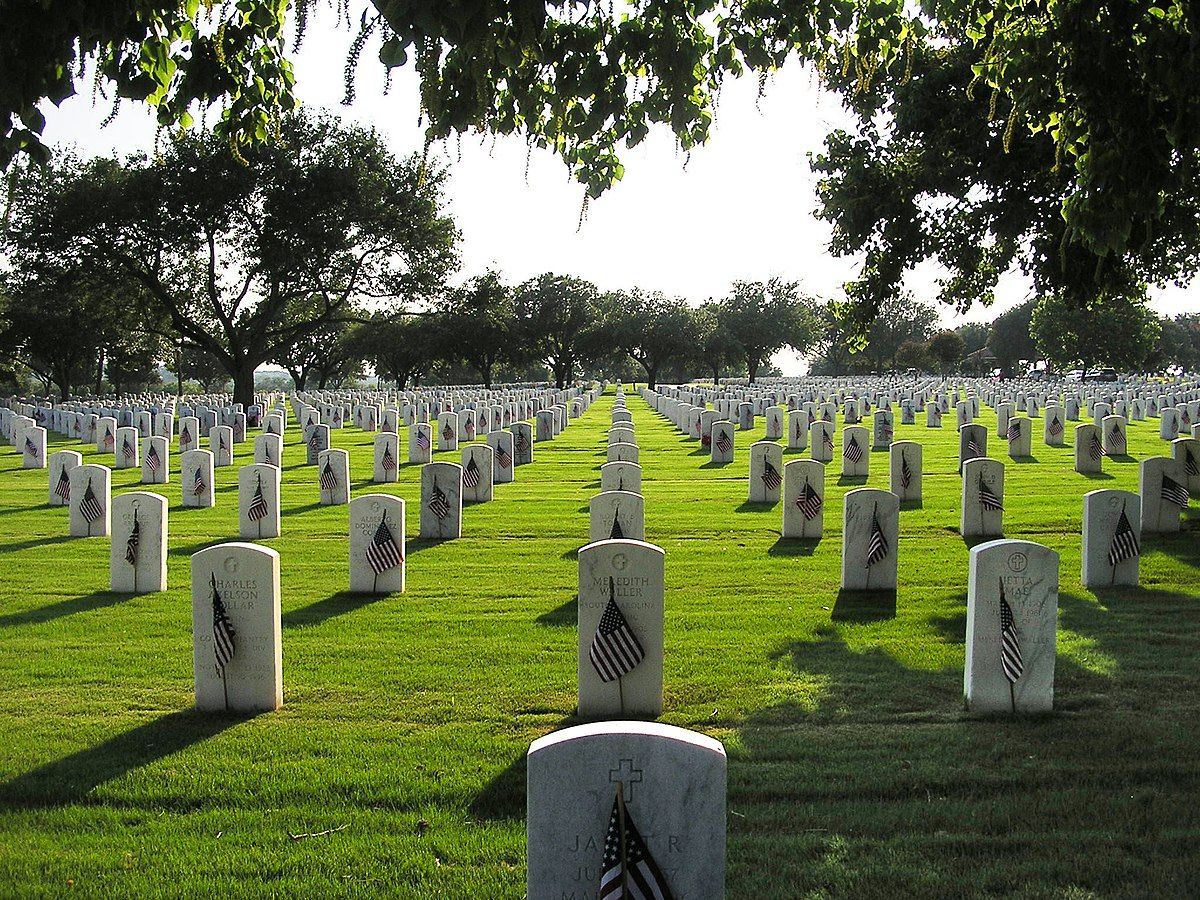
2 390 1199 898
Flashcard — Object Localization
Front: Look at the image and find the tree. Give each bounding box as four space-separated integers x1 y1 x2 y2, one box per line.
718 279 820 383
4 112 458 407
987 300 1039 377
954 322 990 358
861 293 938 371
1030 292 1161 376
928 330 964 374
894 340 935 373
607 291 694 390
1145 316 1197 374
513 273 602 388
347 312 438 390
689 302 743 385
437 271 521 389
176 344 232 393
9 2 1200 340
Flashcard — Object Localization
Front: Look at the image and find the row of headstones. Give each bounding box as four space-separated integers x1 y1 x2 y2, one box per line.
588 389 645 542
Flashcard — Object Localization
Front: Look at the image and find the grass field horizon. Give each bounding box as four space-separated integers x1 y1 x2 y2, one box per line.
2 387 1198 897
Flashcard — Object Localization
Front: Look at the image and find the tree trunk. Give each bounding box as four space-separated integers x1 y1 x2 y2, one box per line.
645 362 659 391
711 365 720 386
232 358 257 408
93 347 105 395
747 356 760 384
287 367 306 391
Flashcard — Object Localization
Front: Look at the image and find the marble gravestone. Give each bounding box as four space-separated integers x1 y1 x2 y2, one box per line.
1005 416 1032 457
21 424 46 469
373 432 401 484
782 458 825 540
1074 423 1104 474
765 405 784 440
191 542 283 713
889 440 922 503
526 721 726 900
305 423 330 465
1139 456 1188 534
180 449 216 509
536 410 556 443
511 423 534 466
926 404 943 428
48 449 82 507
178 416 200 455
787 409 810 450
958 423 987 473
577 538 665 719
961 457 1005 538
1160 407 1180 441
408 422 433 465
1043 407 1066 447
96 416 118 454
115 426 139 470
608 426 636 446
210 425 234 467
349 494 406 594
608 442 639 465
964 539 1058 714
840 488 899 591
809 420 834 463
69 464 111 537
420 461 463 539
1101 415 1127 457
600 461 641 495
460 443 495 504
1171 437 1200 496
437 412 460 452
254 432 283 467
747 441 784 503
840 425 869 478
141 435 169 485
317 448 351 506
486 430 516 484
110 491 168 593
1082 489 1141 588
709 421 734 464
238 463 281 539
589 490 645 542
872 409 894 449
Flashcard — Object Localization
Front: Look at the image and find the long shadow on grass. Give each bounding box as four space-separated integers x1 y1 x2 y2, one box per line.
536 595 577 627
282 591 388 629
735 500 777 512
831 589 897 623
468 714 582 821
767 537 819 557
0 534 77 554
0 708 254 808
0 590 132 628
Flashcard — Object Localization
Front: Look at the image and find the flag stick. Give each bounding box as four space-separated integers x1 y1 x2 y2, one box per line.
221 668 229 712
1009 680 1016 716
618 676 625 715
373 570 379 594
616 782 630 898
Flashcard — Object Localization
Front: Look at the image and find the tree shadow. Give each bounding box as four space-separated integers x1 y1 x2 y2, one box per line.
1080 471 1116 480
0 534 76 554
831 589 897 623
282 590 387 628
536 596 578 628
285 501 324 515
0 708 255 808
0 590 133 628
699 460 730 469
836 474 868 486
0 503 48 517
405 536 449 556
170 540 225 558
467 713 583 821
735 500 777 512
899 498 924 511
1010 455 1039 463
768 536 820 556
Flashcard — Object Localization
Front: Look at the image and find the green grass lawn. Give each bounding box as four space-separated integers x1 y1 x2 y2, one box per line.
1 388 1198 898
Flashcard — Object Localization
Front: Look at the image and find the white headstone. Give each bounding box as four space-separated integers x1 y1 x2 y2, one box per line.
486 431 515 484
461 443 494 504
589 491 645 542
420 462 463 539
317 448 350 505
961 458 1005 538
141 435 169 484
349 494 405 593
115 426 139 470
69 464 111 537
1082 489 1141 588
48 449 82 507
373 432 400 483
600 461 641 494
110 491 168 593
210 425 234 467
840 425 869 477
1139 456 1187 533
782 459 824 540
840 488 899 590
191 542 282 712
238 463 281 539
889 441 922 502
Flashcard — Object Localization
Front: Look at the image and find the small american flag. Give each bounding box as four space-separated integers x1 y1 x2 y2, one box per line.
1108 423 1124 453
866 507 889 567
496 444 512 469
999 580 1023 684
714 430 732 454
24 436 37 459
54 467 71 501
192 467 206 496
978 476 1003 511
598 792 674 900
1161 474 1190 508
797 480 822 520
181 424 192 446
900 453 912 489
308 430 320 454
381 443 396 472
515 430 529 454
822 428 834 453
1007 420 1021 443
211 573 236 672
146 443 160 473
1108 505 1140 567
701 430 711 448
880 424 893 442
218 434 228 455
103 428 114 450
463 456 481 488
589 576 645 683
265 420 275 434
1186 450 1199 477
843 434 862 463
428 480 452 519
80 479 104 523
319 459 337 492
465 417 475 437
122 436 136 462
931 409 942 424
365 512 404 574
124 511 140 565
1048 416 1063 437
247 475 269 521
794 418 803 440
1089 432 1103 460
761 459 782 490
609 511 624 540
416 428 430 451
442 423 454 442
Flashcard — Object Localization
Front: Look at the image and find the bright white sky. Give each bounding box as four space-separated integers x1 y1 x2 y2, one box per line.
36 8 1196 375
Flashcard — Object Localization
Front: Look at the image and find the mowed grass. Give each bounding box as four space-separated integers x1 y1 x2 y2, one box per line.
1 388 1198 898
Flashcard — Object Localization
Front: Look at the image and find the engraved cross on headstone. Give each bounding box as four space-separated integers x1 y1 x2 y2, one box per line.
609 759 642 802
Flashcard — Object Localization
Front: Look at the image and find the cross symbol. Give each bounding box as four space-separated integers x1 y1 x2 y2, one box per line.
609 759 642 802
